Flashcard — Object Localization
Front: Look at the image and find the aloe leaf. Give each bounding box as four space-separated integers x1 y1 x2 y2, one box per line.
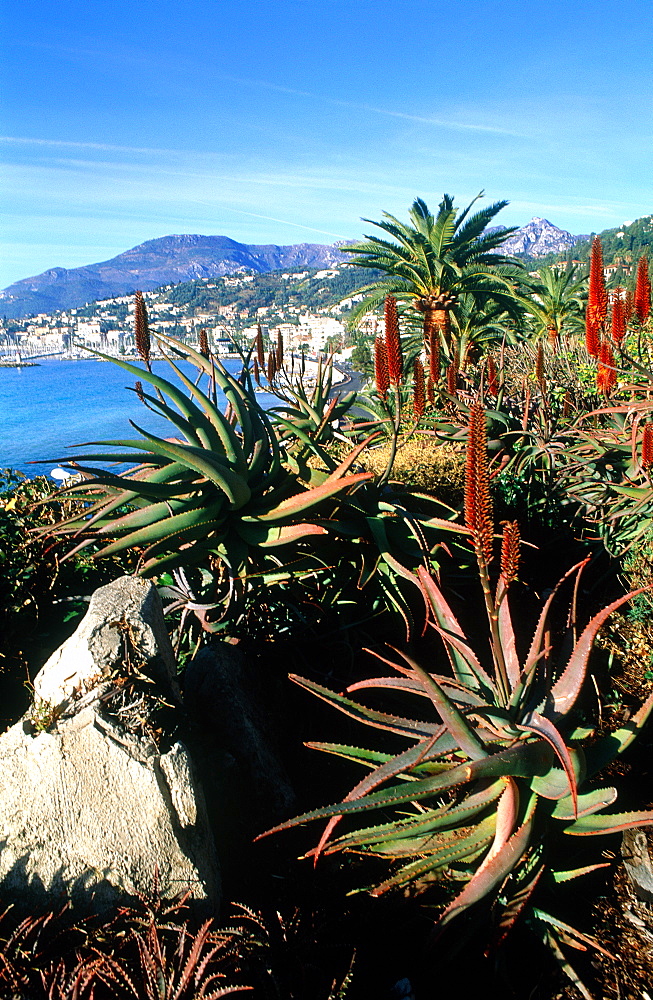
552 863 611 883
531 908 613 959
83 348 229 454
562 809 653 836
437 816 534 930
551 588 650 716
289 675 442 738
323 781 506 854
530 749 586 801
517 712 578 815
368 816 497 895
494 864 544 946
390 648 488 761
417 567 495 693
348 674 486 709
94 496 201 535
497 587 520 690
92 499 226 558
256 472 372 522
520 559 589 683
159 355 247 472
552 787 617 821
236 521 329 547
584 690 653 776
127 425 252 509
260 742 553 839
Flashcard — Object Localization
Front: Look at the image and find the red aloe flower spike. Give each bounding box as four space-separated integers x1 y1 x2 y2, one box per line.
267 349 276 383
198 328 209 359
586 236 607 357
374 337 389 400
535 340 546 392
384 295 403 385
134 291 151 368
413 358 426 419
500 520 520 586
464 404 493 564
625 287 634 323
276 330 284 369
134 380 145 403
642 423 653 470
446 361 458 396
255 323 265 367
634 255 651 323
611 295 626 345
426 375 435 406
253 356 261 386
428 327 440 382
487 355 499 396
597 339 617 395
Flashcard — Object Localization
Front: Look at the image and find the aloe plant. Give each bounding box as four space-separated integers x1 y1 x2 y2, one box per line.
262 404 653 997
40 327 461 633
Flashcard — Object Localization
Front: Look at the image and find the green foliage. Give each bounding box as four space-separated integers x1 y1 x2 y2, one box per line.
344 192 523 344
41 338 461 637
263 552 653 994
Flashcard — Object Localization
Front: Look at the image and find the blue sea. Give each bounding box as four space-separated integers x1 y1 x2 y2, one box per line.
0 356 276 479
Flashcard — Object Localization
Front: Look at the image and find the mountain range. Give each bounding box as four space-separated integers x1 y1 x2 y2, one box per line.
0 219 587 320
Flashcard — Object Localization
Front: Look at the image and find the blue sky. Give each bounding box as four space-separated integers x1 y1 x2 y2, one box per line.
1 0 652 288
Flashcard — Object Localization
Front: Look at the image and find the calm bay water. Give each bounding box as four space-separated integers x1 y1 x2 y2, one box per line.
0 357 276 478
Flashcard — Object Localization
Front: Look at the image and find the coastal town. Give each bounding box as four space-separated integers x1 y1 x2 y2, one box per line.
0 266 380 364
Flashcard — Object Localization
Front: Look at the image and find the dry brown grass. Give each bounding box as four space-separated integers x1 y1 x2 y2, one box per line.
357 435 465 504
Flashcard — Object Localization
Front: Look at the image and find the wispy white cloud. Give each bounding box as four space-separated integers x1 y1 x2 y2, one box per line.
0 135 184 156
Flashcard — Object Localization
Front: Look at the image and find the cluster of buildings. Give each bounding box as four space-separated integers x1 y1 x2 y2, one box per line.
0 273 354 361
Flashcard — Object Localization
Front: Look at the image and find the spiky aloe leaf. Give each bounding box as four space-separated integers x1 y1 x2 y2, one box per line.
289 674 443 739
127 426 252 508
236 521 329 548
348 673 487 709
391 647 488 760
530 750 586 801
368 815 497 894
84 348 234 457
517 712 578 816
255 472 372 523
551 588 650 716
92 499 227 558
322 781 505 855
584 689 653 777
417 566 496 694
551 787 617 821
552 863 611 883
259 741 552 840
562 809 653 836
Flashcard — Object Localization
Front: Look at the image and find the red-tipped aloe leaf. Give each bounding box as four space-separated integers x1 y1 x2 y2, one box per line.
551 588 651 716
517 712 578 816
552 786 617 821
562 809 653 836
256 472 372 522
437 816 534 930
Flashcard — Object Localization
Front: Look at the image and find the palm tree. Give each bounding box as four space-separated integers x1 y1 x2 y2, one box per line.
519 264 586 348
344 192 522 353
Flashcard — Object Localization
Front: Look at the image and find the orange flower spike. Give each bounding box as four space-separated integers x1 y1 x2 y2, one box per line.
255 324 265 367
611 296 626 345
413 357 426 419
642 423 653 471
500 520 520 586
198 328 209 359
586 236 606 357
596 340 617 395
134 291 151 367
428 327 440 382
384 295 403 386
464 404 494 564
426 376 435 406
446 360 458 396
487 355 499 396
276 330 284 369
374 337 389 400
635 256 651 323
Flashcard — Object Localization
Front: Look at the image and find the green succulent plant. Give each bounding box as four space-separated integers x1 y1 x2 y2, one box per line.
262 404 653 997
40 334 461 633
